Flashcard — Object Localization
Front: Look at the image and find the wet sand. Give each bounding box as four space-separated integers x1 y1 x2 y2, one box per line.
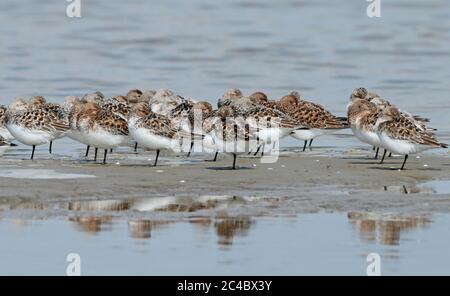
1 146 449 216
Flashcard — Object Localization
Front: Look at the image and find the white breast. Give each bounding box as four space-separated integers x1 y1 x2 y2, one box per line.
6 124 53 146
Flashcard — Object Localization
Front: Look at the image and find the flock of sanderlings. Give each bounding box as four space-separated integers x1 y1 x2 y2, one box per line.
0 88 447 170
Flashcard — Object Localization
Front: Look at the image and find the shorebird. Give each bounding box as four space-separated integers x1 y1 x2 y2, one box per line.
186 101 218 159
126 89 143 105
28 96 68 154
203 105 259 169
77 102 129 164
234 102 306 148
0 105 15 142
218 88 244 108
82 91 105 104
0 136 15 156
347 97 382 158
128 102 183 166
375 106 447 170
64 97 96 158
167 100 217 157
278 92 349 151
149 89 194 116
349 87 435 159
5 99 69 160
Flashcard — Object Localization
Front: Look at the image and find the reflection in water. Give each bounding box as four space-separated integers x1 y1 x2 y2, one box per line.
348 212 430 245
68 200 130 212
215 216 254 246
69 216 114 235
9 197 257 245
128 220 172 239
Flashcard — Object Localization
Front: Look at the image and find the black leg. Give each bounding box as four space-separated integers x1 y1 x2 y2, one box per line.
85 145 90 157
154 149 160 166
110 148 113 153
94 148 98 162
253 145 261 156
103 149 108 164
261 143 265 157
213 151 218 162
302 140 307 152
400 155 408 170
388 152 392 158
380 149 387 164
374 147 379 159
49 141 53 154
373 146 376 151
187 141 194 157
31 145 36 160
309 139 313 148
232 153 237 170
134 142 138 152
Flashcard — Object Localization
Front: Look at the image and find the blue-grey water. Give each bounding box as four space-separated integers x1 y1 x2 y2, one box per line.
1 212 450 276
1 0 450 275
1 0 449 135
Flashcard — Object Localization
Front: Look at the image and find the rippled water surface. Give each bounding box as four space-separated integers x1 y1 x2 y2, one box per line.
1 0 449 135
1 0 450 275
1 212 450 275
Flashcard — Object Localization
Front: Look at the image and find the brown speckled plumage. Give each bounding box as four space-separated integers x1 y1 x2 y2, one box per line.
134 111 179 138
95 110 129 136
0 105 7 127
379 107 445 147
7 107 69 133
278 95 347 129
101 100 130 119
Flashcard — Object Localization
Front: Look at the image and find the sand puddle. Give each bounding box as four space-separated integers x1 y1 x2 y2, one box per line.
0 169 96 179
419 180 450 194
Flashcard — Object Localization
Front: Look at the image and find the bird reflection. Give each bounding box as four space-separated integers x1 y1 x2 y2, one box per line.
214 216 253 246
69 216 114 234
348 212 430 245
7 197 256 246
128 220 172 239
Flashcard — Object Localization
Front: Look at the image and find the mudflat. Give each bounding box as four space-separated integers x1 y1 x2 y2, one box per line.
1 146 449 216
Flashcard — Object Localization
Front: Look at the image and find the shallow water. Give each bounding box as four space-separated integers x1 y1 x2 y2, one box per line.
1 212 449 275
420 180 450 194
1 0 450 275
0 169 96 179
1 0 449 157
1 1 449 142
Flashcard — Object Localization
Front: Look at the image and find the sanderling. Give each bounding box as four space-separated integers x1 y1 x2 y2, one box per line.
278 92 349 151
375 106 448 170
235 102 306 145
5 98 69 160
203 105 259 169
347 97 382 158
218 88 244 108
82 91 105 104
77 102 129 164
126 89 143 105
0 105 15 142
128 102 182 166
0 135 15 156
0 135 14 146
149 89 194 116
101 96 130 120
349 87 435 159
28 96 68 154
218 89 263 110
64 97 95 157
186 101 218 159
